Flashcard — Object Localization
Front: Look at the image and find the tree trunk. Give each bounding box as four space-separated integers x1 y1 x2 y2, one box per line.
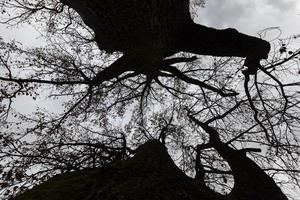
212 138 288 200
189 118 288 200
13 140 287 200
61 0 270 78
62 0 269 58
12 140 217 200
61 0 192 55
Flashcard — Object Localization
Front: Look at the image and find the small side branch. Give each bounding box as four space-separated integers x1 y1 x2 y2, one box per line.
161 65 238 97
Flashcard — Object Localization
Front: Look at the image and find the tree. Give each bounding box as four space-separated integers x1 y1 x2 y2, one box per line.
0 0 299 199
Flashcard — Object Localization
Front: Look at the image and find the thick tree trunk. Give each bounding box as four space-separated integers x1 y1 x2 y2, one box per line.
12 140 216 200
61 0 270 79
13 140 287 200
62 0 269 59
62 0 269 58
212 138 287 200
61 0 192 55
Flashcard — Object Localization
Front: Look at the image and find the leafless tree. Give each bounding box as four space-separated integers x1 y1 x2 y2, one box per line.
0 0 299 199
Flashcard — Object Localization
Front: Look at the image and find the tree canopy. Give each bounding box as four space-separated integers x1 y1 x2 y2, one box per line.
0 0 299 199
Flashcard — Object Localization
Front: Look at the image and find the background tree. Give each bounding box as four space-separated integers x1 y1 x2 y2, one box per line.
0 0 299 199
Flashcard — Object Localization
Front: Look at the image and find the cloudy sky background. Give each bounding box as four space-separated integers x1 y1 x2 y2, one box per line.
197 0 300 38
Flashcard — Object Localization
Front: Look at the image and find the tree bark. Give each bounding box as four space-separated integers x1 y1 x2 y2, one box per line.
188 116 288 200
178 24 270 59
61 0 270 78
13 140 288 200
12 140 216 200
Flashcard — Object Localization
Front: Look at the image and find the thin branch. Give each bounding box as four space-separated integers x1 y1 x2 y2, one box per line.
0 76 88 85
161 65 238 97
244 73 271 143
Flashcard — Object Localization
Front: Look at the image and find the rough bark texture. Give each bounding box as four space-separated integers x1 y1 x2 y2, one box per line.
13 140 287 200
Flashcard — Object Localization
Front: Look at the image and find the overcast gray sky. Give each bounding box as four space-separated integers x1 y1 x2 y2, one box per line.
197 0 300 38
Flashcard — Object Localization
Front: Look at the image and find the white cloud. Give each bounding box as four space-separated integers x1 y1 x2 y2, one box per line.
195 0 300 37
0 24 43 46
265 0 298 11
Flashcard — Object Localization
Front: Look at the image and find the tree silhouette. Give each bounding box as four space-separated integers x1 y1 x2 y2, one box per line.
0 0 299 199
63 0 270 86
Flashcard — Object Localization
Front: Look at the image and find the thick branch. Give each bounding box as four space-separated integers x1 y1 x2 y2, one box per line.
188 115 288 200
91 54 137 85
178 23 270 59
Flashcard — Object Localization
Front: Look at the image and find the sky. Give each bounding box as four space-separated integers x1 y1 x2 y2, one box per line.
196 0 300 38
1 0 299 45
